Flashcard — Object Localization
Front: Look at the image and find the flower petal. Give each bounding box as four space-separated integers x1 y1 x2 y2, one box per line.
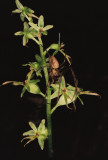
43 25 53 31
14 31 24 36
23 130 36 136
29 22 39 31
29 121 37 132
15 0 24 10
12 9 21 13
38 15 44 28
38 136 45 150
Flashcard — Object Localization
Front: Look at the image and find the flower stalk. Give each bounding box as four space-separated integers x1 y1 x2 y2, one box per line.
46 86 53 157
39 37 53 157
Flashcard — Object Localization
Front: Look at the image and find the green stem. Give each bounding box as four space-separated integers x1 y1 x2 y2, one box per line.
46 86 53 157
39 38 53 158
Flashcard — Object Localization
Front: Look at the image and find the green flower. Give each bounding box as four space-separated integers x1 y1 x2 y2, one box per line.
29 15 53 37
12 0 38 22
21 119 48 150
51 76 99 114
1 67 45 98
14 22 39 46
20 68 45 97
44 33 71 64
23 54 47 78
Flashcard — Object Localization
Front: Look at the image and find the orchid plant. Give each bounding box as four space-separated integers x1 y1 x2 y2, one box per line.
1 0 99 158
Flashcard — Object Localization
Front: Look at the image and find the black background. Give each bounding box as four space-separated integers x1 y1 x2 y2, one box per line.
0 1 108 160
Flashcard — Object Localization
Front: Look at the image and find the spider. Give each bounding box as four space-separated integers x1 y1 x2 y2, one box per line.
48 55 78 110
34 51 78 110
49 56 62 83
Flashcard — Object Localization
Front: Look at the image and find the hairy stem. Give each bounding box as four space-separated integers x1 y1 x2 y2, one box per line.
39 38 53 158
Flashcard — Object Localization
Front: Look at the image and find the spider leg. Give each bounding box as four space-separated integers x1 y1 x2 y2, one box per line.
68 65 78 111
58 53 70 72
60 53 78 111
73 102 77 111
36 64 49 73
57 76 62 102
63 93 72 110
59 58 66 68
40 80 51 105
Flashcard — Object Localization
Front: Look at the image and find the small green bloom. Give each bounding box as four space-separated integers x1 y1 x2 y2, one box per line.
14 22 39 46
51 76 99 114
29 15 53 37
21 119 48 150
12 0 38 22
23 54 47 78
20 68 45 97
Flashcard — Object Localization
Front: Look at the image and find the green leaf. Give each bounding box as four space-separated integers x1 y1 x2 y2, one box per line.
52 33 61 56
43 25 53 31
35 54 42 62
15 0 24 10
38 15 44 28
12 9 21 13
23 130 36 136
38 136 45 150
29 122 37 132
14 31 24 36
